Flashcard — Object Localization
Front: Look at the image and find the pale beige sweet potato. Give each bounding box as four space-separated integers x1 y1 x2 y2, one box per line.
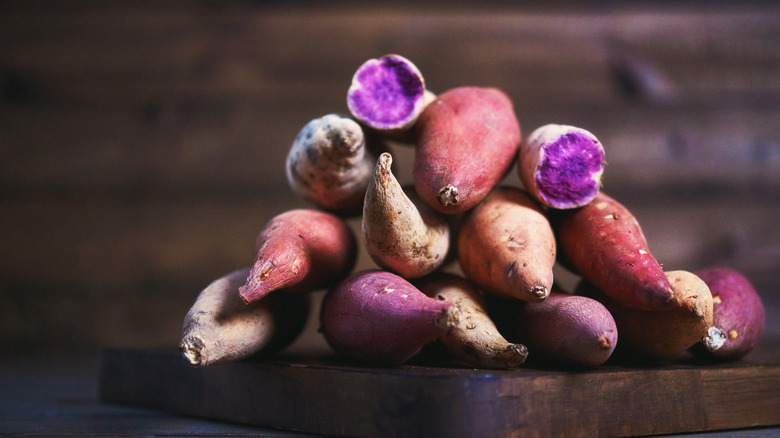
457 186 555 302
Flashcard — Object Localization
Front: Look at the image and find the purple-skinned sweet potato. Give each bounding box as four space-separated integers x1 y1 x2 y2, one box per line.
413 86 521 214
518 123 605 209
578 270 713 363
491 289 617 368
239 209 357 304
320 269 460 366
551 191 676 311
416 273 528 369
285 113 385 215
457 186 555 302
690 267 765 361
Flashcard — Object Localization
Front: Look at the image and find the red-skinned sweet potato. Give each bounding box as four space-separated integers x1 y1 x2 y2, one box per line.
239 209 357 304
413 86 521 214
457 186 555 302
551 191 675 311
416 273 528 369
491 289 617 368
180 268 310 366
320 269 459 366
690 267 765 361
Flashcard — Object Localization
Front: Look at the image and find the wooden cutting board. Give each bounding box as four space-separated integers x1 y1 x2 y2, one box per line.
98 348 780 438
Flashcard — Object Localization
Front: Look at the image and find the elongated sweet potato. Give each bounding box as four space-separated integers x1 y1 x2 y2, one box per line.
320 269 459 366
491 289 617 368
551 191 675 311
457 186 555 302
180 268 310 366
518 123 605 209
239 209 357 304
416 273 528 369
578 270 713 362
285 113 385 215
363 152 450 279
690 267 765 361
413 86 521 214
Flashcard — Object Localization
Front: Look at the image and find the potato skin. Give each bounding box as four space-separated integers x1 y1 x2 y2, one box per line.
551 191 675 311
457 186 555 302
691 267 765 361
413 86 521 214
320 269 458 366
491 290 617 368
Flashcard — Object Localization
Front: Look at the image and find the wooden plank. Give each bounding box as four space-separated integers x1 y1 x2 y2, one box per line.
98 348 780 438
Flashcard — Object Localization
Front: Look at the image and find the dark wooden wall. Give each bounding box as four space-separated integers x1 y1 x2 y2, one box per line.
1 1 778 354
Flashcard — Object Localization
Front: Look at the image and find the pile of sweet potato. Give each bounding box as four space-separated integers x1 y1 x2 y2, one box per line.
180 54 765 369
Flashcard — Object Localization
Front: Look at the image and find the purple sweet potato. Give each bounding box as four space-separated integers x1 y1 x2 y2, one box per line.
180 268 310 366
552 191 676 311
690 267 765 361
518 123 605 209
457 186 555 302
320 269 459 366
492 289 617 367
416 273 528 369
239 209 357 304
347 54 429 134
413 86 521 214
578 270 713 363
285 113 385 215
362 152 450 279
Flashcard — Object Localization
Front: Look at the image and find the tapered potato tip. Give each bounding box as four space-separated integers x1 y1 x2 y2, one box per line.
347 54 427 131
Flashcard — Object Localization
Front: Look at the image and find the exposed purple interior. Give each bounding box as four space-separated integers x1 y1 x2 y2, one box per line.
536 132 604 207
347 56 425 129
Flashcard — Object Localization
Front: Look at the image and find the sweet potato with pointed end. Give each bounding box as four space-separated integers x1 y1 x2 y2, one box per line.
551 191 675 311
414 86 521 214
491 289 617 367
285 114 384 215
457 186 555 302
578 270 713 362
180 268 310 367
690 267 765 361
347 54 428 134
416 273 528 369
320 269 459 366
239 209 357 304
363 152 450 279
518 123 605 209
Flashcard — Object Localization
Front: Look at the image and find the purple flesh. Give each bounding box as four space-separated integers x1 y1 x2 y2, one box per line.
536 132 604 208
348 55 425 130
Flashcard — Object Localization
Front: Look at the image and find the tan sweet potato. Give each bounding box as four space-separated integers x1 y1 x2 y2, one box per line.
457 186 555 302
362 152 450 279
578 270 713 362
551 191 676 311
413 86 521 214
239 209 357 304
416 273 528 369
180 268 310 367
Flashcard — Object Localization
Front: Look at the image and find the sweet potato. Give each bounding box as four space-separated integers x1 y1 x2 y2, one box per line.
578 270 713 362
319 269 459 366
239 209 357 304
362 152 450 279
551 191 676 310
491 289 617 368
347 54 429 135
416 273 528 369
413 86 521 214
180 268 310 366
457 186 555 302
285 113 385 215
518 123 605 209
690 267 765 361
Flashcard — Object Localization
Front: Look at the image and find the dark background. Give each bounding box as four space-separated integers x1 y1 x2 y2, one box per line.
1 0 778 357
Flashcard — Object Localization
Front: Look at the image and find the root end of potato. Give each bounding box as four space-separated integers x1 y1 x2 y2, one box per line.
597 335 612 350
530 286 550 301
703 326 727 351
437 305 461 329
437 184 459 207
180 336 205 366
